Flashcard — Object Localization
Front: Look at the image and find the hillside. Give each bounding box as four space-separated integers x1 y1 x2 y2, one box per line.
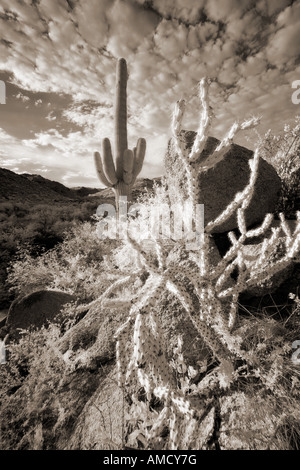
0 168 99 204
0 168 160 205
0 168 161 309
89 177 161 201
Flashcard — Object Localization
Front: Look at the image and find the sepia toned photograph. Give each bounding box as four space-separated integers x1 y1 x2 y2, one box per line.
0 0 300 455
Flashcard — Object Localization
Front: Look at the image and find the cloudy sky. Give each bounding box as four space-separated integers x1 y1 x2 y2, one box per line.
0 0 299 188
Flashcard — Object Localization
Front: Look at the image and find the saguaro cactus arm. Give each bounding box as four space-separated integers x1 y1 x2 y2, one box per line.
132 138 146 182
102 138 118 185
94 151 113 188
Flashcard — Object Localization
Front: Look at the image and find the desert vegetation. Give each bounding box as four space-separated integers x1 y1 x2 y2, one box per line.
0 199 101 308
0 60 300 451
255 115 300 218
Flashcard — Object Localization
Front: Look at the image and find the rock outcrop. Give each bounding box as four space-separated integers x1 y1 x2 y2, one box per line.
165 132 281 233
5 290 76 338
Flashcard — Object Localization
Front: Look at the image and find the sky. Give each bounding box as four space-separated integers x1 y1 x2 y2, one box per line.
0 0 299 188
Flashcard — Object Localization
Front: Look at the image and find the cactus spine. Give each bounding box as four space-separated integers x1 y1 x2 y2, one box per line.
94 58 146 206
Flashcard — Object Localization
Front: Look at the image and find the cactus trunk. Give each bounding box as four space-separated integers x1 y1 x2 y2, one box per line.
115 58 128 180
114 181 133 207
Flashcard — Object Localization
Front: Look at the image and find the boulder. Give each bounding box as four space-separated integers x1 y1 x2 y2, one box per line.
6 290 76 338
0 309 8 329
67 367 125 450
164 132 281 233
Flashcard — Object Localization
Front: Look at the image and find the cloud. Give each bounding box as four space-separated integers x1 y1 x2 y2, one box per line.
256 0 292 16
153 20 188 61
204 0 249 22
0 0 159 103
106 0 159 57
62 102 114 138
151 0 206 24
0 1 106 100
225 9 266 43
237 52 267 78
15 92 30 102
0 103 166 186
0 0 299 186
0 127 97 186
265 2 300 67
74 0 111 49
45 111 56 122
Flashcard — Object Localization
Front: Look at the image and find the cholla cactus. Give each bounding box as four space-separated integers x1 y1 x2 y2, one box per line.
95 79 300 450
172 78 260 208
94 58 146 206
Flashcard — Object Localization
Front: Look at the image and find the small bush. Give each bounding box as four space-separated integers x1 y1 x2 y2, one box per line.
0 324 69 450
7 222 120 302
255 116 300 218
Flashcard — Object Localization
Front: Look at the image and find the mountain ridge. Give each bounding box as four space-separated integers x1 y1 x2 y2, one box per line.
0 167 160 205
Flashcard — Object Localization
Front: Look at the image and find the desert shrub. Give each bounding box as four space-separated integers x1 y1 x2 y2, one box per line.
7 221 120 302
219 305 300 450
255 116 300 217
0 200 101 307
0 323 70 450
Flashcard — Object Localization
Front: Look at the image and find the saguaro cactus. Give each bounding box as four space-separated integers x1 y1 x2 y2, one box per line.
94 58 146 206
